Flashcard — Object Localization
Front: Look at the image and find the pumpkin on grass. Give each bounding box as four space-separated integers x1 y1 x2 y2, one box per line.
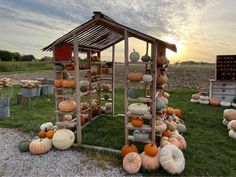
140 152 160 171
162 130 172 138
29 138 52 155
224 109 236 121
228 120 236 131
131 117 144 127
52 129 75 150
166 107 175 115
174 109 182 117
121 143 138 158
144 144 158 157
123 152 141 174
155 120 167 133
160 137 180 148
209 97 220 106
159 144 185 175
171 134 187 150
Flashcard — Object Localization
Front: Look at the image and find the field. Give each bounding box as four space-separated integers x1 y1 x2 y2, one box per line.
0 85 235 176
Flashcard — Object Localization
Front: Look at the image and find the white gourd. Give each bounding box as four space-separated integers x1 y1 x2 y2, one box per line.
128 103 149 115
224 109 236 121
228 120 236 130
129 49 140 62
229 129 236 139
142 75 153 83
220 101 231 107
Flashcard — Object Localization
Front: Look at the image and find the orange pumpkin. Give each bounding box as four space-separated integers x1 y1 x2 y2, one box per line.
58 100 76 112
174 109 182 117
54 80 62 88
131 117 144 127
46 130 55 139
209 97 220 106
166 107 175 115
38 131 46 138
157 56 168 65
128 73 143 82
65 64 74 71
144 144 158 157
162 130 172 138
62 80 75 88
121 143 138 158
156 74 168 86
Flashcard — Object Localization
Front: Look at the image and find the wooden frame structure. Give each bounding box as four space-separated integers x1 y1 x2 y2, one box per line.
43 11 176 146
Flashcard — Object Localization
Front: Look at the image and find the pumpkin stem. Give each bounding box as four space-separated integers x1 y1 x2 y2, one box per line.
133 49 135 52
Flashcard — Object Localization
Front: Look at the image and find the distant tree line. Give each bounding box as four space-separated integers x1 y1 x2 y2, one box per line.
175 61 213 65
0 50 52 61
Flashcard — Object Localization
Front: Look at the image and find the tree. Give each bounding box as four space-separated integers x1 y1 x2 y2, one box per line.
21 55 35 61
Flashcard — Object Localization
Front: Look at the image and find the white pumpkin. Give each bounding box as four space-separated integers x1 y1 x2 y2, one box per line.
105 102 112 109
140 152 160 170
220 101 231 107
142 74 153 83
229 129 236 139
159 145 185 175
199 100 209 105
80 80 89 87
224 109 236 121
40 122 53 131
64 115 73 121
222 118 229 126
190 99 199 103
199 96 209 101
52 129 75 150
160 96 168 105
128 103 149 115
155 120 167 133
123 152 141 174
129 49 140 62
232 103 236 108
228 120 236 131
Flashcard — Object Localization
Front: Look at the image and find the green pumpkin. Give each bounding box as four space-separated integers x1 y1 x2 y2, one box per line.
18 140 31 152
141 54 151 62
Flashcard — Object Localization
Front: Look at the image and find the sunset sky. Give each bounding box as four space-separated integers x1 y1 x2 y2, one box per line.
0 0 235 63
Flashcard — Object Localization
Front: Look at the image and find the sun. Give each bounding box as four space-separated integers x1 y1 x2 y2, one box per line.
163 36 183 58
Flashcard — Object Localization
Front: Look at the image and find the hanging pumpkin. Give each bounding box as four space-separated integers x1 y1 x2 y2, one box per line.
121 143 138 158
131 117 144 127
129 49 140 62
144 144 158 157
128 103 149 115
157 56 168 65
123 152 141 174
128 73 143 82
224 109 236 121
140 152 160 170
58 100 76 112
156 74 168 86
62 80 75 88
209 97 220 106
52 129 75 150
29 138 52 155
155 120 167 133
159 144 185 175
54 80 62 88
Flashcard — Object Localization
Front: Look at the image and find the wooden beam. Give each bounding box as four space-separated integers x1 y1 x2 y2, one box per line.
73 33 82 146
100 37 124 51
112 45 115 116
124 30 129 144
80 144 121 154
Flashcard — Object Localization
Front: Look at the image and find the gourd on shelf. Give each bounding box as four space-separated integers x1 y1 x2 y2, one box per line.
128 103 149 115
129 49 140 62
128 73 143 82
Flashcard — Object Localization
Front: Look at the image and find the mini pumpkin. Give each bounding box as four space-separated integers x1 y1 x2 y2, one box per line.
46 130 55 139
166 107 175 115
123 152 141 174
171 134 187 150
58 100 76 112
144 144 158 157
40 122 53 131
142 75 153 83
18 140 30 152
160 137 180 148
209 97 220 106
174 109 182 117
131 117 144 127
54 80 62 88
128 73 143 82
29 138 52 155
162 130 172 138
64 114 73 121
38 131 46 138
62 80 75 88
165 121 177 131
121 143 138 158
140 152 160 171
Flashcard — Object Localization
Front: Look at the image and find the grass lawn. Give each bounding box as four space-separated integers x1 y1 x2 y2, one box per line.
0 87 235 176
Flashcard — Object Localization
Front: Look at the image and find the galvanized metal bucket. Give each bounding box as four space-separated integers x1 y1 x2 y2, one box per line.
41 85 54 95
22 88 37 97
0 96 10 118
37 87 41 96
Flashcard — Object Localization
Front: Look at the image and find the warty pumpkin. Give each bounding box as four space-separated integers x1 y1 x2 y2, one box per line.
160 137 180 148
123 152 141 174
144 144 158 157
140 152 160 171
121 143 138 158
155 120 167 133
29 138 52 155
128 73 143 82
128 103 149 115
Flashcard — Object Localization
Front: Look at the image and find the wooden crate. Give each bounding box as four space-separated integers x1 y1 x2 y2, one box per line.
216 55 236 80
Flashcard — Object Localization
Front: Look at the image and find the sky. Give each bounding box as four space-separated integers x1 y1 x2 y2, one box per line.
0 0 235 63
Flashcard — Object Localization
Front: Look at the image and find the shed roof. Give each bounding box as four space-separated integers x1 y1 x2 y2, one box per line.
42 12 177 52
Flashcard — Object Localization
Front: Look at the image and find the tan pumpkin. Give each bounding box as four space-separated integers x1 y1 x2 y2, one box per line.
52 129 75 150
131 117 144 127
157 56 168 65
159 144 185 175
62 80 75 88
156 74 168 86
144 144 158 157
160 137 180 148
171 134 187 150
140 152 160 171
54 80 62 88
128 73 143 82
63 114 72 121
165 121 177 131
123 152 141 174
191 94 200 100
29 138 52 155
121 143 138 158
209 97 220 106
58 100 76 112
155 120 167 133
224 109 236 121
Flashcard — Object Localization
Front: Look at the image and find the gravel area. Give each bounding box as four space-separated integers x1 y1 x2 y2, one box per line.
0 128 125 177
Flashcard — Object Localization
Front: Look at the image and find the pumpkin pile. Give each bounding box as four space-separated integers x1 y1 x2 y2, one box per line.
20 80 41 88
0 77 13 88
222 109 236 139
18 122 75 154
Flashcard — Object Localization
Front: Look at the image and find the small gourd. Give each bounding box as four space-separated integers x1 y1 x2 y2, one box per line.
133 130 149 141
18 140 31 152
129 49 140 62
141 54 151 62
144 144 158 157
142 74 153 83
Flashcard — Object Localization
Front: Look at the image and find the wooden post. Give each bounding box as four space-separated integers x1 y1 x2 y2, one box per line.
151 42 157 144
112 45 115 116
97 52 101 115
87 51 92 120
145 42 149 97
73 33 82 146
124 30 129 144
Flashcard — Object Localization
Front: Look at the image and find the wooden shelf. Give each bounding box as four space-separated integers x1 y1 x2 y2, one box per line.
128 135 152 144
126 111 152 119
100 78 112 80
127 123 152 132
128 61 153 65
91 61 101 64
100 89 112 92
80 69 91 72
128 97 152 102
91 81 100 85
80 91 90 96
127 81 152 85
101 98 112 101
54 61 74 65
56 121 77 128
56 95 75 99
81 107 91 113
55 87 75 91
55 110 76 114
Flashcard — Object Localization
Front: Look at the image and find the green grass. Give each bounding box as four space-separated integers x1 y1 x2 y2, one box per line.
0 61 52 73
0 87 235 176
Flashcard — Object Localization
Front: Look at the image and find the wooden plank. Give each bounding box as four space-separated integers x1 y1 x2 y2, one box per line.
128 135 152 144
124 30 129 144
128 97 152 103
127 123 152 132
97 52 102 115
128 61 153 65
73 33 82 146
126 111 152 119
112 45 115 116
56 121 77 128
80 144 121 154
